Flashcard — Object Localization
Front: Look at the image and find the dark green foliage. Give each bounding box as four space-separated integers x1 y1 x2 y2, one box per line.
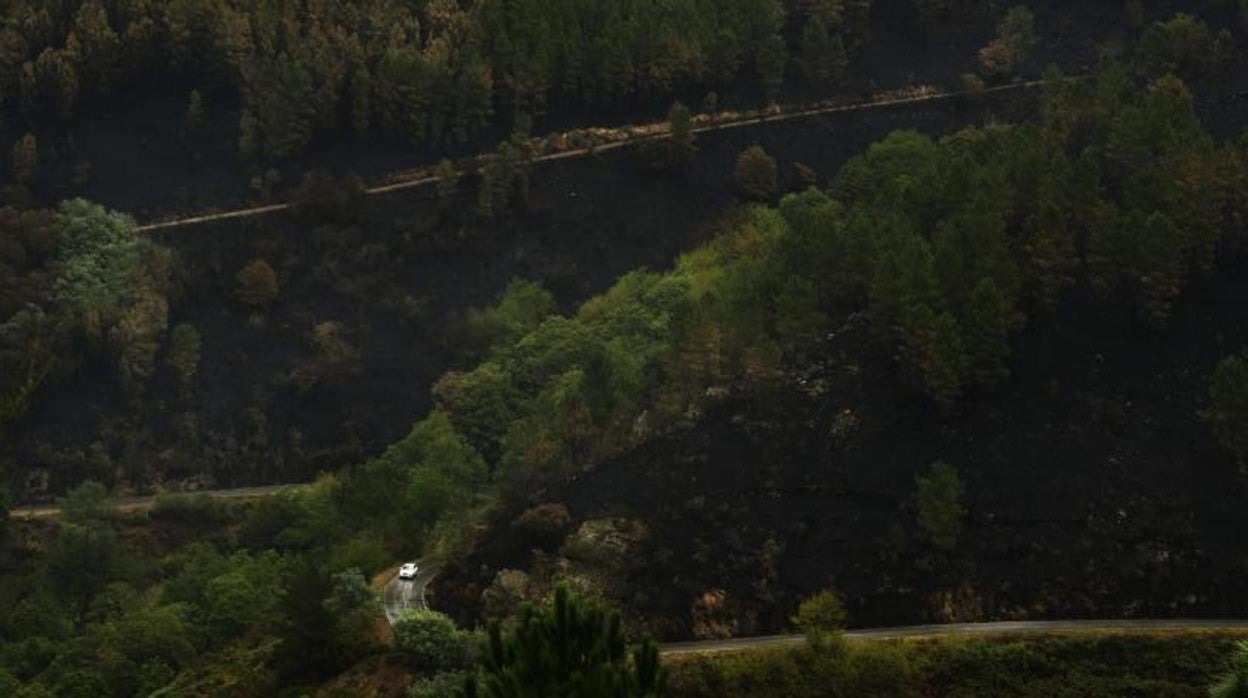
0 0 799 158
668 634 1244 698
1137 14 1211 79
915 461 965 550
235 259 279 310
978 6 1038 77
792 590 847 653
11 133 36 185
1208 354 1248 462
394 609 474 672
1211 640 1248 698
469 585 667 697
735 146 778 201
182 90 206 145
167 323 201 394
641 102 698 172
800 17 848 88
962 278 1014 388
292 170 367 224
757 35 788 102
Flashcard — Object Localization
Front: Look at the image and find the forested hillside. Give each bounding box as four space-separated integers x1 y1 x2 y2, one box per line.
3 1 1248 696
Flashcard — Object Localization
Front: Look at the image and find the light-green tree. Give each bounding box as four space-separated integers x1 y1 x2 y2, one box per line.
791 589 847 653
915 461 965 550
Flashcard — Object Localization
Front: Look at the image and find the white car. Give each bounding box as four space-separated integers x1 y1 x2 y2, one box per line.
398 562 419 580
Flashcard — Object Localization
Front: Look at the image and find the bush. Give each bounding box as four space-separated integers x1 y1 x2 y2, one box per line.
149 493 227 527
792 590 847 653
735 146 778 201
235 259 279 310
393 610 473 672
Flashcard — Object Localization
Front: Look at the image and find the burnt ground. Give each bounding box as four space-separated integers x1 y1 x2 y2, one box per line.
13 87 1031 498
433 262 1248 640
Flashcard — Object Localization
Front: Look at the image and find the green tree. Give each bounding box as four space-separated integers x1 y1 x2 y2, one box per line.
469 585 666 697
978 6 1037 77
792 589 847 653
1208 354 1248 462
1211 640 1248 698
11 133 37 184
668 101 696 167
915 461 965 551
1137 13 1210 79
235 259 279 311
394 609 472 672
735 145 778 201
800 17 848 88
167 324 201 394
22 49 79 122
54 200 142 323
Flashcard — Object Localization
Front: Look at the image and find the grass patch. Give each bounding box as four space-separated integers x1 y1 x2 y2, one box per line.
667 631 1248 697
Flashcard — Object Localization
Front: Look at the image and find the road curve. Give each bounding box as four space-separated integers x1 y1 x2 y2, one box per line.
383 561 440 625
658 619 1248 656
8 483 311 519
136 78 1070 234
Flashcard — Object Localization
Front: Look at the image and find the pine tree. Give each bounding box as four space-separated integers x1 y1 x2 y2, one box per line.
468 585 667 697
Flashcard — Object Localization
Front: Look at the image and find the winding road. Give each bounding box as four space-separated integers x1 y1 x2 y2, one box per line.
135 78 1072 234
380 564 1248 655
382 561 441 624
659 618 1248 656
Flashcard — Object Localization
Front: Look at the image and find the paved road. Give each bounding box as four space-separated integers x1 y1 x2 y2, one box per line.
659 619 1248 656
136 78 1068 233
9 483 311 519
382 561 440 624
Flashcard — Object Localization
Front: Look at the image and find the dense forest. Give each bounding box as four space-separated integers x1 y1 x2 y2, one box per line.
3 0 1248 695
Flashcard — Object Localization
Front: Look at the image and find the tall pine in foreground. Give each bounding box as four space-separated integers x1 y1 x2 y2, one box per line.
468 585 667 697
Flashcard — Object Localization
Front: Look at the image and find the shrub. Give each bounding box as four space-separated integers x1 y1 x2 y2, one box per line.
735 146 778 201
393 610 472 672
792 590 847 653
235 259 279 310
